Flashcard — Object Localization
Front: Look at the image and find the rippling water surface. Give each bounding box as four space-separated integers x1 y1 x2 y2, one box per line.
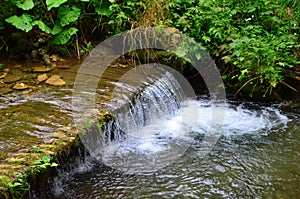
40 99 300 199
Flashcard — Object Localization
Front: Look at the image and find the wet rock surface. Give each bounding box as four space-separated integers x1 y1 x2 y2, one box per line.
2 74 22 83
0 57 142 198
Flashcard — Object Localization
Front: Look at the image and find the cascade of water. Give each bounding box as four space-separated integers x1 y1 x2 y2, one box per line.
108 71 186 141
96 69 198 173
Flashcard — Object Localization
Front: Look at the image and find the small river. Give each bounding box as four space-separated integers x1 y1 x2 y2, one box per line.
36 97 300 199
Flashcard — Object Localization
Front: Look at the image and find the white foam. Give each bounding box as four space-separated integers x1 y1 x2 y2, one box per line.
102 99 289 160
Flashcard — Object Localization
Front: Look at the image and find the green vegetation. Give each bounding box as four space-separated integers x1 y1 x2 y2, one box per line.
168 0 300 96
0 155 58 199
29 155 58 173
0 0 299 97
5 174 29 199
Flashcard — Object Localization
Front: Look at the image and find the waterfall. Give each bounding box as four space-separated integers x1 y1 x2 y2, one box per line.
77 65 289 175
97 68 198 173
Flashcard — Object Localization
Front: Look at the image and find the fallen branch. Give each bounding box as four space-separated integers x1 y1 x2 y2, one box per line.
282 81 298 92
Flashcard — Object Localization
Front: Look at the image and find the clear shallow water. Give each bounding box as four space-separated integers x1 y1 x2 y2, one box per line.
38 100 300 199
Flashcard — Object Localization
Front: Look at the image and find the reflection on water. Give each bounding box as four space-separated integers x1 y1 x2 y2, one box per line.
37 100 300 199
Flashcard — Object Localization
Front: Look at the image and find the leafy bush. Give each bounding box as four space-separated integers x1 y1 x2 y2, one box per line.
1 0 146 56
169 0 300 96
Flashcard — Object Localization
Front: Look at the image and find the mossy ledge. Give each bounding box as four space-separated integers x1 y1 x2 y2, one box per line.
0 110 114 199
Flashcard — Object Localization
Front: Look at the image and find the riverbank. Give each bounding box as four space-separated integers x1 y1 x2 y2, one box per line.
0 57 132 198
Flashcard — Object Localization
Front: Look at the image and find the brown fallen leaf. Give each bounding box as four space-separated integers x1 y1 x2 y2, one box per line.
45 75 66 86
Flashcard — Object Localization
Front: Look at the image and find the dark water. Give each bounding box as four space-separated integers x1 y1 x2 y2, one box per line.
33 100 300 199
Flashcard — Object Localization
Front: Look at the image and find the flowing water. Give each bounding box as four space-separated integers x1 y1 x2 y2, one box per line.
34 71 300 198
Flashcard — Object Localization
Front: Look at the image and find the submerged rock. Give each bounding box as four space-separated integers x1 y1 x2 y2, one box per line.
45 75 66 86
2 74 22 83
0 87 13 95
33 66 53 73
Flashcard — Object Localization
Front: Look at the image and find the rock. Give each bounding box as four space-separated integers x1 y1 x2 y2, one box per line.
43 54 51 65
0 87 13 95
33 66 53 72
31 50 39 59
57 65 71 69
3 74 22 83
0 73 7 79
45 75 66 86
22 89 33 94
37 73 48 84
13 83 29 90
38 46 48 56
50 54 59 62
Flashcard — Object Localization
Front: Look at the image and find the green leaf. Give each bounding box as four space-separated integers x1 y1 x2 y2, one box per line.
33 160 41 165
14 0 34 10
53 27 78 45
51 163 58 167
58 6 81 26
32 21 51 33
5 14 33 32
93 0 113 17
51 23 63 35
202 35 211 42
41 156 51 163
46 0 68 11
7 182 14 188
80 0 90 1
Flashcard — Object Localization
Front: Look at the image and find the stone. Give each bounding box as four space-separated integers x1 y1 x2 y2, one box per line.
0 87 13 95
2 74 22 83
37 73 48 84
33 66 53 72
43 54 51 65
45 75 66 86
50 54 59 62
57 65 71 69
0 73 7 79
13 83 29 90
13 64 21 68
38 46 48 55
31 50 39 59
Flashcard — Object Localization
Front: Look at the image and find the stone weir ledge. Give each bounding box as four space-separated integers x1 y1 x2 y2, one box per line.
0 54 176 198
